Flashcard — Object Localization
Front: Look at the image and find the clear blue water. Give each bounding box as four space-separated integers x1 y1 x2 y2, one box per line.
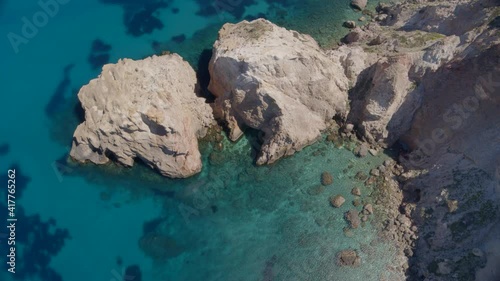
0 1 399 280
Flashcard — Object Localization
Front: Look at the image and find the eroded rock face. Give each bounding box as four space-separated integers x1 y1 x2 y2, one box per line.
208 19 349 165
348 54 416 145
70 54 214 178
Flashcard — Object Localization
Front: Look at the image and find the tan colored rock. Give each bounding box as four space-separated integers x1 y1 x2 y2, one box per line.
351 187 362 196
351 0 367 10
330 195 346 208
345 209 361 229
321 172 334 186
208 19 349 165
337 249 361 267
329 45 370 84
347 54 416 145
364 203 374 215
70 54 214 178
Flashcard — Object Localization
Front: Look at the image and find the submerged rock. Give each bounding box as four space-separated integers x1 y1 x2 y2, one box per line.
351 187 362 196
209 19 349 165
139 232 184 260
344 21 357 29
337 249 361 267
70 54 214 178
351 0 367 10
345 209 361 229
321 172 334 186
330 195 346 208
307 185 326 195
363 203 374 215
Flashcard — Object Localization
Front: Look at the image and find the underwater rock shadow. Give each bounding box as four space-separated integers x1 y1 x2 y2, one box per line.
45 63 74 117
46 64 85 147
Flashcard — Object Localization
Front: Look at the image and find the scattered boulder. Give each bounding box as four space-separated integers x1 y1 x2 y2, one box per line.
351 0 368 10
354 143 369 157
337 249 361 267
375 14 388 22
370 168 380 177
321 172 334 186
355 171 368 181
344 20 357 29
353 199 362 207
351 187 362 196
472 248 484 257
330 195 346 208
447 200 458 213
345 123 355 133
345 209 361 229
363 203 374 215
351 0 367 10
376 2 390 14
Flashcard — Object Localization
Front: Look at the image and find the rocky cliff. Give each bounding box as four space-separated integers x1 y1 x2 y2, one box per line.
208 19 350 165
70 54 214 178
335 0 500 279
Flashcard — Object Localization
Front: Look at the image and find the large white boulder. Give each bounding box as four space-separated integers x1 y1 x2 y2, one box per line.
70 54 214 178
208 19 349 165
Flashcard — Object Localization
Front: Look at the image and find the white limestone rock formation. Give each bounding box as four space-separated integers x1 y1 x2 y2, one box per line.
70 54 214 178
208 19 349 165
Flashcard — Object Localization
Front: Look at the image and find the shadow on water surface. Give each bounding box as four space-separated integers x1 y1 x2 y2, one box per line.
1 164 70 281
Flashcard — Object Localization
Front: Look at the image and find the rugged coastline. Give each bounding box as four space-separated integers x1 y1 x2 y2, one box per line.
69 0 499 279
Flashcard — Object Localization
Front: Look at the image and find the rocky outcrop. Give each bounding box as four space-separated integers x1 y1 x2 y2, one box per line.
351 0 367 10
208 19 349 165
348 54 417 145
70 54 214 178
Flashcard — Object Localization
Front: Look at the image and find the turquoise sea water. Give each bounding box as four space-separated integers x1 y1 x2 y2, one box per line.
0 0 400 280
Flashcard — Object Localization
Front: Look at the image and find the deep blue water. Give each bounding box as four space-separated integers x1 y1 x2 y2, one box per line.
0 1 398 280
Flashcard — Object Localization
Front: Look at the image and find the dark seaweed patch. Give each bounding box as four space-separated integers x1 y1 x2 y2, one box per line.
99 0 172 36
88 39 112 70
